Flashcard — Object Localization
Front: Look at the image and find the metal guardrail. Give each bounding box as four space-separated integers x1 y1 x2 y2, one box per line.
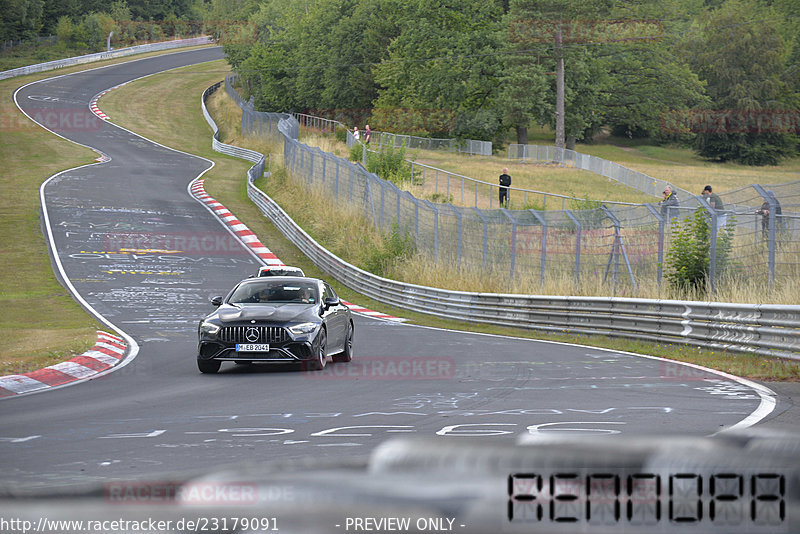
0 37 214 80
202 82 265 176
200 82 800 361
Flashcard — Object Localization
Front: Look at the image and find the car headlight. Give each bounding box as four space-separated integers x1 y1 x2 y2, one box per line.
199 321 220 336
289 322 318 335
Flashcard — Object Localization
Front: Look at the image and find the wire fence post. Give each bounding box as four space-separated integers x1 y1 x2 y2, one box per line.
694 195 718 295
449 205 463 266
565 211 582 288
645 205 665 285
528 209 548 287
754 185 778 290
474 208 488 269
501 209 518 280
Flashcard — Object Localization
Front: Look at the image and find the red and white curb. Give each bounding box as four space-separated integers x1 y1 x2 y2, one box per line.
191 179 284 266
0 331 127 398
89 82 128 122
341 301 404 322
189 179 405 322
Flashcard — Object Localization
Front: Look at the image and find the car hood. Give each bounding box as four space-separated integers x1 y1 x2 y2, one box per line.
215 303 317 324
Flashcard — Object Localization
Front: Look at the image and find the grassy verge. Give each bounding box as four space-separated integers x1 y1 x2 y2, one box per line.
99 61 799 381
0 45 218 374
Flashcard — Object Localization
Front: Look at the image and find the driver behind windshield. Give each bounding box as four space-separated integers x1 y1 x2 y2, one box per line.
229 282 317 304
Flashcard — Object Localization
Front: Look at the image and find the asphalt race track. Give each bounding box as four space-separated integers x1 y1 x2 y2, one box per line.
1 48 782 493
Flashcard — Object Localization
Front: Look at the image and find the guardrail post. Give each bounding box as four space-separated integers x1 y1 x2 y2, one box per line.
565 211 582 288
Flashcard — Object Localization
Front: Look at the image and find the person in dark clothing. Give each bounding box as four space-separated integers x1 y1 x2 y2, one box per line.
499 168 511 208
659 185 679 220
702 185 726 231
756 191 782 239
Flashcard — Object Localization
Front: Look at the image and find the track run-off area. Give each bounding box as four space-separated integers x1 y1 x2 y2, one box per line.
1 47 780 492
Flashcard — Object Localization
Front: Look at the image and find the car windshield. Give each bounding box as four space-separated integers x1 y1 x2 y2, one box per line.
228 280 318 304
259 267 303 277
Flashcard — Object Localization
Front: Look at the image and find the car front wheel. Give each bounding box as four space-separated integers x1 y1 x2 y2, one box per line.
308 328 327 371
333 322 353 363
197 358 221 374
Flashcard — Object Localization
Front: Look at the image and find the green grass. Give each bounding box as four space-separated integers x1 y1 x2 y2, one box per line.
66 60 800 381
0 45 219 374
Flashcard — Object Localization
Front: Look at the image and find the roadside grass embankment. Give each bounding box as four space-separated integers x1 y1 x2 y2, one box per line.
100 63 800 381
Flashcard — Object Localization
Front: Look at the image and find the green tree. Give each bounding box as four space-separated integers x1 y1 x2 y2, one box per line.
502 0 614 146
371 0 504 137
665 208 735 294
55 14 73 43
1 0 44 41
683 0 797 165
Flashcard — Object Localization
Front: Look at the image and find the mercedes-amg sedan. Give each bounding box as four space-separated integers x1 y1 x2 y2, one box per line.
197 277 353 373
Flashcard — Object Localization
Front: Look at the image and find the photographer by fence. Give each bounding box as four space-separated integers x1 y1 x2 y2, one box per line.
499 168 511 208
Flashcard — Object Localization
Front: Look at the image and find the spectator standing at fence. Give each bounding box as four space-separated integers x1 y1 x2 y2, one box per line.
353 126 360 141
499 168 511 208
364 124 371 145
757 190 782 239
659 185 679 220
702 185 726 231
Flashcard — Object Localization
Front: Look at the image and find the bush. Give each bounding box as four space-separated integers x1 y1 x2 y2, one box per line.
362 224 416 276
427 193 454 203
349 143 363 163
665 209 736 293
366 142 415 185
334 126 347 144
695 132 796 166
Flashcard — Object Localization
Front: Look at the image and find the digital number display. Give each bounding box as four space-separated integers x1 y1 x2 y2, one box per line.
508 470 787 532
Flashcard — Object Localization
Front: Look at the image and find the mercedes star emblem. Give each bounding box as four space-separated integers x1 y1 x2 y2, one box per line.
245 327 260 343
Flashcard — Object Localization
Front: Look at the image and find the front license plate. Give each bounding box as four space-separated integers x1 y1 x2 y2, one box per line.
236 343 270 352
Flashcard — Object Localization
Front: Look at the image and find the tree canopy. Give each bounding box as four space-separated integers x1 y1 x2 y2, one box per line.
6 0 797 165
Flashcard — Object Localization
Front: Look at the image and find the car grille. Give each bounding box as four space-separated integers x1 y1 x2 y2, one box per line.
219 326 290 344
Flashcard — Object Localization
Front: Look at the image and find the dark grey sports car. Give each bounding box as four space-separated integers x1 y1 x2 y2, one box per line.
197 277 353 373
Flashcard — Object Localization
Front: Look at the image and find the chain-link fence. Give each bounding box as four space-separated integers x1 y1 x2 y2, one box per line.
228 76 799 292
348 130 650 212
292 108 492 156
508 143 694 201
367 130 492 156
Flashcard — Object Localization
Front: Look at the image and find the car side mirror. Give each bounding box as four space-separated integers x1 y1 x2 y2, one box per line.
210 296 223 307
323 296 339 309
